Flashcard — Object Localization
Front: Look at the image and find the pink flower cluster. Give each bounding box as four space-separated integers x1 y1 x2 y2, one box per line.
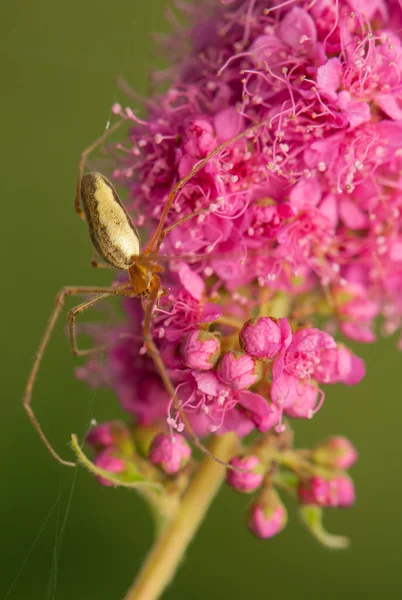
79 263 364 441
76 0 402 541
110 0 402 347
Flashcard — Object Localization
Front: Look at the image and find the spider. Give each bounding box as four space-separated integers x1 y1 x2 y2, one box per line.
22 117 270 469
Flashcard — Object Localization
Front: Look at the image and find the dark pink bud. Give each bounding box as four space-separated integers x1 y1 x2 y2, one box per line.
240 317 292 360
86 420 131 450
149 433 191 474
181 330 221 370
217 350 261 390
94 449 126 487
226 455 264 493
248 490 287 539
299 475 355 508
313 437 358 470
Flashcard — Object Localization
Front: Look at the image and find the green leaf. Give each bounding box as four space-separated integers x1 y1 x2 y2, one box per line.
71 434 163 493
299 505 350 550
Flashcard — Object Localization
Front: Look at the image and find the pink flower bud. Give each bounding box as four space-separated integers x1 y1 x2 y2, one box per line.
299 475 355 508
217 350 261 389
181 330 221 370
149 433 191 474
94 449 126 487
226 455 264 493
313 437 358 470
240 317 292 360
86 420 130 450
248 490 287 539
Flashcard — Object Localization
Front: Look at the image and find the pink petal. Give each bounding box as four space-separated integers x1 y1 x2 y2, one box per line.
178 262 204 300
289 177 321 209
340 322 376 343
339 198 368 230
279 7 317 49
319 194 338 228
192 371 221 395
290 328 336 353
214 107 244 141
376 93 402 120
338 91 371 129
201 302 222 322
238 391 278 432
317 58 342 99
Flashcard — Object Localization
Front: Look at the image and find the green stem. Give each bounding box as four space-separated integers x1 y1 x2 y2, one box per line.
123 433 239 600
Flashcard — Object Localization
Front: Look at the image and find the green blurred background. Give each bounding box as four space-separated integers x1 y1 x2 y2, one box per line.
1 1 401 598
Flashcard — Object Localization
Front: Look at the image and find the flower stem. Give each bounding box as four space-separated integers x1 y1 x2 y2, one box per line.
123 433 239 600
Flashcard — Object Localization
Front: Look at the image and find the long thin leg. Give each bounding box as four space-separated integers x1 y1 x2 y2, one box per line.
142 279 238 470
145 116 273 254
68 293 112 357
22 283 130 467
75 119 123 220
154 208 208 254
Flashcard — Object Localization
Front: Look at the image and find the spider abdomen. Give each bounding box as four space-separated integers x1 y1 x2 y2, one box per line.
81 172 140 270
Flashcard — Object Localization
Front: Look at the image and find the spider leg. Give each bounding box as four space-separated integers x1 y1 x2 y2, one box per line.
22 283 131 467
68 292 116 357
142 278 239 470
154 208 208 254
145 116 272 254
74 119 123 221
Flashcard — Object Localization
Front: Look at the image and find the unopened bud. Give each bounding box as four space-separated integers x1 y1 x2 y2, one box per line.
181 330 221 370
313 436 358 470
226 455 264 493
217 350 261 389
149 433 191 474
240 317 292 359
299 474 355 508
248 489 287 539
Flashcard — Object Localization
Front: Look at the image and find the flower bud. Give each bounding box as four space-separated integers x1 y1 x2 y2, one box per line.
226 455 264 493
180 330 221 370
94 449 126 487
86 420 132 452
240 317 292 360
217 350 261 389
298 474 355 508
248 489 287 539
313 437 358 470
149 433 191 474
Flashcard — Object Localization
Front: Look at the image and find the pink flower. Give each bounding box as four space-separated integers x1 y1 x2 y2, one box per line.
149 433 191 474
273 327 336 384
226 455 264 494
181 329 221 371
313 437 358 470
270 371 319 420
299 475 355 508
94 450 126 488
216 350 261 390
315 346 366 385
240 317 292 360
